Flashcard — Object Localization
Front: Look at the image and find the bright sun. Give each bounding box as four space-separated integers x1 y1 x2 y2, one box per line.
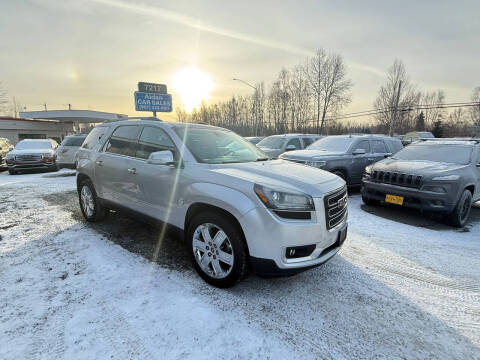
172 67 214 112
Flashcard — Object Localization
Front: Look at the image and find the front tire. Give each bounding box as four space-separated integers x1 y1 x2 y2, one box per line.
8 168 16 175
445 189 472 228
187 211 248 288
78 179 107 222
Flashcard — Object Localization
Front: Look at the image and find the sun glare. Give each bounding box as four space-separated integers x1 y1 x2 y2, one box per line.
172 67 213 112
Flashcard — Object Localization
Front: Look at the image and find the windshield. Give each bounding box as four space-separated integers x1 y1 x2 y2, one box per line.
307 137 355 152
257 136 285 149
393 144 473 165
15 141 51 150
173 126 267 164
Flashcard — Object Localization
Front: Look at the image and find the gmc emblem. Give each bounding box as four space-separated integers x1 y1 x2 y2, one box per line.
337 196 347 208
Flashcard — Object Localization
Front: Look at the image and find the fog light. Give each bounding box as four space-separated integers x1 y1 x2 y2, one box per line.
285 245 316 259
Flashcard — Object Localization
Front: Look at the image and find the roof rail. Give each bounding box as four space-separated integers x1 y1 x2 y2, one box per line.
103 116 162 123
419 138 480 143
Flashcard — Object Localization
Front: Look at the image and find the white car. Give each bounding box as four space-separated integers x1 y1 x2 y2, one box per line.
56 135 87 169
76 119 347 287
257 134 322 158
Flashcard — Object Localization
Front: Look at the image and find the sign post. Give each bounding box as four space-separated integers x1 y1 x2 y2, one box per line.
135 82 171 117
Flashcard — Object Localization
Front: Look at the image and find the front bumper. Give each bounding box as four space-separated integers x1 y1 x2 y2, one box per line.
7 161 56 171
362 179 458 213
239 199 347 275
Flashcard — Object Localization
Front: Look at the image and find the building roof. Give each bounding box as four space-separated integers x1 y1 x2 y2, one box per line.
0 116 59 123
19 110 128 123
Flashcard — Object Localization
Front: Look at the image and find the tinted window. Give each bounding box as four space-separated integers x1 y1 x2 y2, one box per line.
355 140 370 153
136 126 176 160
82 127 106 150
15 140 52 150
105 125 140 157
393 144 473 165
62 136 86 147
302 138 314 147
287 138 301 149
372 140 387 153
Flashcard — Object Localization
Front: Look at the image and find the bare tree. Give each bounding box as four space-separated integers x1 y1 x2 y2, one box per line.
0 81 9 116
374 60 419 134
421 90 446 127
470 86 480 126
305 50 327 133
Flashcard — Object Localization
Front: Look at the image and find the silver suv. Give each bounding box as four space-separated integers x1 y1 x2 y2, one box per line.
257 134 322 159
76 119 347 287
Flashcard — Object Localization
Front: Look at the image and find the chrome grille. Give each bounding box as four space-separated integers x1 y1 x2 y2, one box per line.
372 170 422 188
324 186 348 230
15 154 42 162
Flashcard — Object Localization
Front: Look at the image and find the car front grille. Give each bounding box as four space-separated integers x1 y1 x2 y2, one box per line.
15 154 43 162
371 171 423 188
324 186 348 230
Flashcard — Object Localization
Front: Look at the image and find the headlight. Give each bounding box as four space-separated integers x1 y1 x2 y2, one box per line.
307 160 326 168
42 153 54 158
364 165 373 176
431 175 460 181
254 183 315 211
6 153 15 160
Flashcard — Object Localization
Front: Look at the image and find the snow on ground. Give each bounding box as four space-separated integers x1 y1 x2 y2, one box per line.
0 170 479 359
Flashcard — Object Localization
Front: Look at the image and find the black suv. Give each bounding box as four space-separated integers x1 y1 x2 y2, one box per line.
362 139 480 227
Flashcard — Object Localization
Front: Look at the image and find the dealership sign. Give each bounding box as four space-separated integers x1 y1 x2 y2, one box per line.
134 91 172 112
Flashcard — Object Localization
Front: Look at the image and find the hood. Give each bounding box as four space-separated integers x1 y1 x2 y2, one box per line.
210 160 345 197
280 149 346 161
10 148 54 155
371 159 468 177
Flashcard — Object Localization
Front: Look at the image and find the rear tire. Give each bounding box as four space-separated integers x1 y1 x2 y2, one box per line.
78 179 107 222
445 189 472 228
187 211 248 288
8 168 16 175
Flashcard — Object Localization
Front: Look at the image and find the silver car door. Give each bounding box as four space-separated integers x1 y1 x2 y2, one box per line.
95 125 140 205
129 125 181 222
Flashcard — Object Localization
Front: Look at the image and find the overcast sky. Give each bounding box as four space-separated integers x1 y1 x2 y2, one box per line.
1 0 479 120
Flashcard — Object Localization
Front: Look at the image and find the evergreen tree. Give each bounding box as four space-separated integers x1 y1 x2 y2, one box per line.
432 119 444 138
415 111 425 131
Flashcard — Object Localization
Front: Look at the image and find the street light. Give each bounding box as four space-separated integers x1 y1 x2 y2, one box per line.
232 78 259 135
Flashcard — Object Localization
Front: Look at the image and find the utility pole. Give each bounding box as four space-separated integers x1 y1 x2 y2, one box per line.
13 96 17 118
389 80 402 136
44 103 47 111
232 78 258 136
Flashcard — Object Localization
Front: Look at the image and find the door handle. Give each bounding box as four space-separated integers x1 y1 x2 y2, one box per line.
127 168 137 174
96 160 103 166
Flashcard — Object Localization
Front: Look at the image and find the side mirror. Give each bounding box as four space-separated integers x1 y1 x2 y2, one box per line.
353 148 366 155
147 150 174 166
384 152 393 158
476 163 480 168
286 144 296 151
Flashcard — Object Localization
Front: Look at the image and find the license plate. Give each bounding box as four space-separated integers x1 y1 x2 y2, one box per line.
385 194 404 205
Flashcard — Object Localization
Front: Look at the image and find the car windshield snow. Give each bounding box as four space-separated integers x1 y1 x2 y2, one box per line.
392 144 473 165
257 136 285 149
15 141 52 150
307 137 355 152
173 126 267 164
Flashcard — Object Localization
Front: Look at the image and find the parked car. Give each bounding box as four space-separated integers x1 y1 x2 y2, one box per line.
361 139 480 227
0 137 14 170
245 136 265 145
280 135 403 185
257 134 322 158
402 131 434 146
76 119 348 287
5 139 59 175
56 135 87 169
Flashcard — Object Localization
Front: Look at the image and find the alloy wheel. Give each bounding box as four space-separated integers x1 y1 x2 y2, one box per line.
192 223 234 279
81 185 95 217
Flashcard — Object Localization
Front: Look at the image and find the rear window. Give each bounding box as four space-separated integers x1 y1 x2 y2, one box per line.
82 127 106 150
62 136 86 147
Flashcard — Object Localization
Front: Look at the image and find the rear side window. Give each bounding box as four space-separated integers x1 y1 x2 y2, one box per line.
287 138 301 150
105 125 140 157
388 139 403 153
355 140 371 153
62 137 86 147
372 140 387 153
136 126 176 160
82 127 106 150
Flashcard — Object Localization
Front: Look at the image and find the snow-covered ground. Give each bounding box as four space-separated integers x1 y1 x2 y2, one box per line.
0 170 479 360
